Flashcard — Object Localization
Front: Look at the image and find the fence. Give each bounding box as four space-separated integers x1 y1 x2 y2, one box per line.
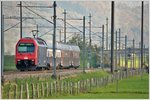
2 69 144 99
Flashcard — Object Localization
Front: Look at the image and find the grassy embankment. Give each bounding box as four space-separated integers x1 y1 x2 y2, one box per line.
47 73 149 99
2 70 109 99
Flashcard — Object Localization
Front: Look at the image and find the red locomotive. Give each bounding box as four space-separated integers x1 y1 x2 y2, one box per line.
15 37 48 71
15 37 80 71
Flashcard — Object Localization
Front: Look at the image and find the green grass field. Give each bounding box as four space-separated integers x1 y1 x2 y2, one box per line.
48 73 149 99
2 70 109 99
4 55 16 71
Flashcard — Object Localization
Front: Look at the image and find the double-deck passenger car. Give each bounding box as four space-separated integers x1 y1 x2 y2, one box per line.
47 43 80 69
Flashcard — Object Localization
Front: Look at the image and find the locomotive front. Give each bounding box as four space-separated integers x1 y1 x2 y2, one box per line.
15 37 38 71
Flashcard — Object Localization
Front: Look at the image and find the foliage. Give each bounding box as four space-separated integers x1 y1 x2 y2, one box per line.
67 34 88 50
103 53 110 67
145 55 149 66
4 55 16 71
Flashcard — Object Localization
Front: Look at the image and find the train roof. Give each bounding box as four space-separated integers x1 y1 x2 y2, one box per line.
47 43 80 52
22 37 47 46
20 37 80 51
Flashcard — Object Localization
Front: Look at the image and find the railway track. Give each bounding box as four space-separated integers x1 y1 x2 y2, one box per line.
3 68 94 75
3 68 99 82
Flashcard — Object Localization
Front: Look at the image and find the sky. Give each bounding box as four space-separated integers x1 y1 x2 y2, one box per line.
1 1 149 55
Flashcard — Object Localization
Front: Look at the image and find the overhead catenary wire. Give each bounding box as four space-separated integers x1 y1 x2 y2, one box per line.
4 19 27 32
39 29 53 37
58 17 104 43
56 8 104 43
22 2 54 24
22 2 109 46
58 18 83 33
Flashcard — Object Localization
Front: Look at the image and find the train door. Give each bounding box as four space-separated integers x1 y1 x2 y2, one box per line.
38 46 47 67
70 51 73 67
46 49 51 66
56 50 61 68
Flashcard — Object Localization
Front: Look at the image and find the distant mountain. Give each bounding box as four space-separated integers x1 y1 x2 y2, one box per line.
2 1 149 55
116 3 149 47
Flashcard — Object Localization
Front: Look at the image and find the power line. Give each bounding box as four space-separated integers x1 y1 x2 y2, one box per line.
58 19 83 33
4 16 45 20
4 19 27 32
39 29 53 37
22 2 54 24
58 17 103 41
63 9 67 43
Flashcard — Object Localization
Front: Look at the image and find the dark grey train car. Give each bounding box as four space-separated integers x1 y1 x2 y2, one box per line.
47 43 80 69
71 45 80 68
36 38 48 68
46 48 61 69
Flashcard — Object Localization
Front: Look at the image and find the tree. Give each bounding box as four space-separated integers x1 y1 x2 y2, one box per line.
67 34 88 50
68 35 109 68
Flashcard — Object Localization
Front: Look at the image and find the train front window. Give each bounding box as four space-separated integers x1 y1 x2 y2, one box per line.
18 43 35 53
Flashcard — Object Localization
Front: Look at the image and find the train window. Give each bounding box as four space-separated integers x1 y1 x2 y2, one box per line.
47 49 52 57
18 43 35 53
73 52 77 58
56 50 61 57
65 53 68 56
50 50 53 57
47 51 50 57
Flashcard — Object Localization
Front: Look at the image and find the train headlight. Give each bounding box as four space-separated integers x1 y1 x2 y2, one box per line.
17 60 21 64
31 59 34 65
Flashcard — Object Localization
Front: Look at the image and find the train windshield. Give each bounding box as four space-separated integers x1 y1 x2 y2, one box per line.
18 43 35 53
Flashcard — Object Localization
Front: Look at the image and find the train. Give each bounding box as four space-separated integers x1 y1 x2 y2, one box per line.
15 37 80 71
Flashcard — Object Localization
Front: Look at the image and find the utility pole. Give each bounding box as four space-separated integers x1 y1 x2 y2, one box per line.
102 24 104 69
106 17 108 50
133 39 135 69
59 30 61 42
36 24 39 37
115 31 117 70
110 1 114 73
118 28 121 67
139 42 141 69
141 1 144 80
1 1 4 80
63 9 66 43
83 16 85 73
125 35 127 77
115 31 118 93
89 13 92 68
52 1 57 79
99 36 101 68
20 1 22 39
144 44 145 64
122 44 124 67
